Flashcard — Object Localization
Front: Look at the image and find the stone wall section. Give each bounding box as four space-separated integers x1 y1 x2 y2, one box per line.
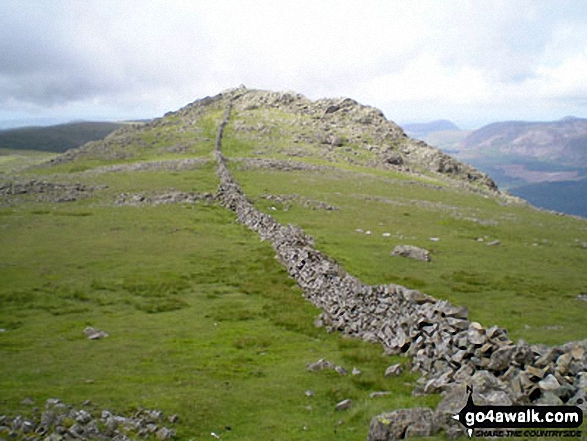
211 92 586 438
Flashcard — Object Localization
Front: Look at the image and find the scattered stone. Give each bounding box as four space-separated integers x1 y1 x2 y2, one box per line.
384 364 403 377
429 237 440 242
83 326 109 340
335 399 352 411
390 245 431 262
305 390 314 397
305 359 347 375
487 240 501 246
352 367 362 376
20 397 34 405
577 294 587 302
369 391 392 398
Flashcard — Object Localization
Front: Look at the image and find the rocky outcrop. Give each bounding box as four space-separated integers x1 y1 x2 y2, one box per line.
230 88 497 190
210 91 586 439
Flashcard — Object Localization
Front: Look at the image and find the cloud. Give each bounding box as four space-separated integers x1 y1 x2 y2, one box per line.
1 0 587 125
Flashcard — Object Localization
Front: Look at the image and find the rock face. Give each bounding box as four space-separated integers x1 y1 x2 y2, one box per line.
209 90 587 439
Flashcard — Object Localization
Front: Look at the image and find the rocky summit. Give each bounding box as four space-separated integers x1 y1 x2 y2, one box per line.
1 86 586 440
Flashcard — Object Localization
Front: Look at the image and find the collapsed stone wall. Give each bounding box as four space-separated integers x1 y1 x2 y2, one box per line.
211 92 586 438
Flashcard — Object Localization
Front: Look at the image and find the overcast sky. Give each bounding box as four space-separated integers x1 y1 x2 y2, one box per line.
1 0 587 129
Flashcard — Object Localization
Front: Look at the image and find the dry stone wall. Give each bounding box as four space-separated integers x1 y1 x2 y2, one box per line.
211 92 586 438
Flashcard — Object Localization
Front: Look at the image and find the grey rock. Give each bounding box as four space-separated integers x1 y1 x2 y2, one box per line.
335 399 352 411
467 322 486 345
367 408 437 441
488 346 515 371
370 391 392 398
526 365 548 380
538 374 560 391
156 427 175 440
384 364 403 377
390 245 431 262
83 326 109 340
536 391 564 405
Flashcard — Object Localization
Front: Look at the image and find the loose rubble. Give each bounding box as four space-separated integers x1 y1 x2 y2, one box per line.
0 398 177 440
0 180 104 204
211 90 587 440
115 191 216 206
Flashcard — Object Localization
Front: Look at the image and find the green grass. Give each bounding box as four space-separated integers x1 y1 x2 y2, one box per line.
0 148 58 173
229 164 587 346
0 171 438 440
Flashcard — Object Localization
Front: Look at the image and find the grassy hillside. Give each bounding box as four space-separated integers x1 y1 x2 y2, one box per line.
0 121 125 153
1 90 586 439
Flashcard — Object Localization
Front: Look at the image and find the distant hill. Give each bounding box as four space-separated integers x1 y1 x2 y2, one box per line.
459 117 587 167
443 117 587 217
0 121 125 152
402 119 460 138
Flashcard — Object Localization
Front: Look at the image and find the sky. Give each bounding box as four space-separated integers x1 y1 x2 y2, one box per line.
1 0 587 129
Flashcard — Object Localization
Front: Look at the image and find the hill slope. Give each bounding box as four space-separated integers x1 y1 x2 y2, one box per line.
1 87 586 439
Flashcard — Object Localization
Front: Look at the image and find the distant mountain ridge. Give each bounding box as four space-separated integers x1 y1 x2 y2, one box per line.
459 117 587 166
0 121 125 153
402 119 460 138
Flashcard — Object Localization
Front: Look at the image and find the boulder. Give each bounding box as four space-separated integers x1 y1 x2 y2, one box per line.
390 245 431 262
